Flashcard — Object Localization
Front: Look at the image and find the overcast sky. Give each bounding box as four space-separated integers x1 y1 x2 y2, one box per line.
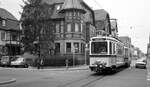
0 0 149 53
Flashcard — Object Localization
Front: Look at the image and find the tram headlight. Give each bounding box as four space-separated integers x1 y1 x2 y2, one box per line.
92 64 98 67
102 62 107 66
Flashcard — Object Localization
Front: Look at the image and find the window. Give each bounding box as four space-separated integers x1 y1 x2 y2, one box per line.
56 23 60 33
68 12 72 19
1 31 6 41
60 21 64 33
117 44 123 55
2 20 6 26
12 34 17 41
6 32 10 41
69 12 72 17
77 12 80 16
75 23 79 32
74 42 79 53
67 23 71 32
109 42 112 54
66 43 71 53
91 42 107 54
81 43 85 53
113 43 116 54
55 43 60 53
81 21 83 32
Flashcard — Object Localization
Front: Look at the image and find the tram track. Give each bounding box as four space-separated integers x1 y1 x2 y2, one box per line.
58 73 106 87
57 67 127 87
81 76 105 87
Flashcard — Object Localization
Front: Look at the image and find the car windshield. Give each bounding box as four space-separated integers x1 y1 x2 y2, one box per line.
137 59 146 62
15 58 24 61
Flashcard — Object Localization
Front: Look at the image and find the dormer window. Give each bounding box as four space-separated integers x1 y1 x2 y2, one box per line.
2 20 6 26
56 4 61 10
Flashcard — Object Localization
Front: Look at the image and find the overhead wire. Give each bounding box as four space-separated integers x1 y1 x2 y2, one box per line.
92 0 103 9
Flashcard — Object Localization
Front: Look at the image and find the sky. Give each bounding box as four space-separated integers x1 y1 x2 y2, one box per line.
0 0 149 53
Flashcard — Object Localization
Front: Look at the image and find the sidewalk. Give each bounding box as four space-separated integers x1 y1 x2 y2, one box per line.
0 77 16 85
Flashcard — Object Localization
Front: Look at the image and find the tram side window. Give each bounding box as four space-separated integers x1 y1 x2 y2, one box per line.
113 43 116 54
91 42 107 54
117 44 123 55
109 42 112 54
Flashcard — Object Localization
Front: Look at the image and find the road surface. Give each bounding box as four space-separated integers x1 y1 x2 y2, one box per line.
0 67 148 87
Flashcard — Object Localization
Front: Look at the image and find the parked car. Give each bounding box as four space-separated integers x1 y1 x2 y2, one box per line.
0 56 14 67
11 56 28 68
135 58 146 69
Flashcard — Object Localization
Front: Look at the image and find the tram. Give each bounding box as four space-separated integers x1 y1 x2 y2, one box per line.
89 36 130 73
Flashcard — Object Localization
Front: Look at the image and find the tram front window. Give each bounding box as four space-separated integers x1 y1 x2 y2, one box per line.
91 42 107 54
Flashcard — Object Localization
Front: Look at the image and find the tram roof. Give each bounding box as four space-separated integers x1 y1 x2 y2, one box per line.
90 36 122 43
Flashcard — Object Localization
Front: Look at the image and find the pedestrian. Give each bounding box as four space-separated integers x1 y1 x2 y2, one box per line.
40 58 44 69
129 60 134 69
147 58 150 74
65 59 69 70
37 58 41 69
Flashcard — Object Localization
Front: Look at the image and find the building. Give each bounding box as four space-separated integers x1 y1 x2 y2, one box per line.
21 0 95 65
119 36 131 48
94 9 111 36
0 8 20 57
119 36 132 60
110 19 118 38
147 35 150 58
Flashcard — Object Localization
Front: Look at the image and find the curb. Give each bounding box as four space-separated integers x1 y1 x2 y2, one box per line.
67 68 89 71
35 68 89 71
0 78 16 85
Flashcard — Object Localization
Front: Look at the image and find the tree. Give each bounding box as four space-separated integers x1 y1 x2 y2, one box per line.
20 0 55 58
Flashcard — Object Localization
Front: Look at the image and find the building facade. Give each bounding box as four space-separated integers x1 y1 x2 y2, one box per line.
0 8 20 57
94 9 111 36
21 0 95 65
147 35 150 59
119 36 132 60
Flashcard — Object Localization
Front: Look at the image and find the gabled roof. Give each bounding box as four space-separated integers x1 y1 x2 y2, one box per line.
0 8 17 20
94 9 109 21
41 0 65 4
59 0 86 13
0 8 19 31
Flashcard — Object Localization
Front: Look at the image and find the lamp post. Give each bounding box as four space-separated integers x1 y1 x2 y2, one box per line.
73 47 75 67
33 36 40 69
85 44 88 65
